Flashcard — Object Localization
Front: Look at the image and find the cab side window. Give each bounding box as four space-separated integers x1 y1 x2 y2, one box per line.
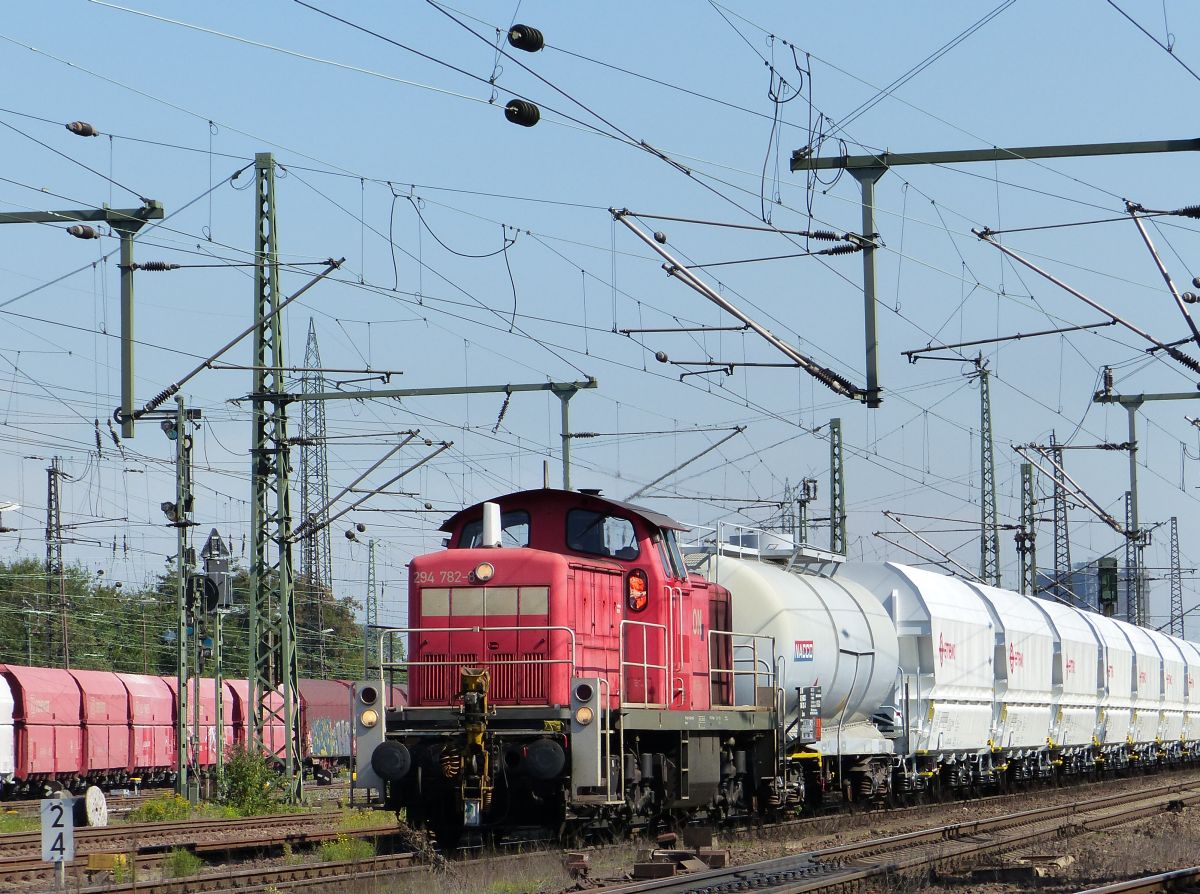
566 509 639 560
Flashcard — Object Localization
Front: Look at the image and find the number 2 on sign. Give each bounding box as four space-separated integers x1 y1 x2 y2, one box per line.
48 803 64 858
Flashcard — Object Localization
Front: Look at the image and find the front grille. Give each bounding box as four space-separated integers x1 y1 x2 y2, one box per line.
414 650 548 705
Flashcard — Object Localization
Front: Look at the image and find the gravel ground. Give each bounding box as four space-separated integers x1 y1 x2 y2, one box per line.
904 804 1200 894
190 771 1200 894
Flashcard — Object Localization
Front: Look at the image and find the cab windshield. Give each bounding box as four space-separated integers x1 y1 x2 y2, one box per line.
459 510 531 548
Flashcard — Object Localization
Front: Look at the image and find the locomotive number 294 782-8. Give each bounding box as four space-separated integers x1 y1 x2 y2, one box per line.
414 570 465 584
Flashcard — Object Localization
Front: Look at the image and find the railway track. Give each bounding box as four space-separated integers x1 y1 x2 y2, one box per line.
594 780 1200 894
0 811 403 888
1075 866 1200 893
1 780 352 820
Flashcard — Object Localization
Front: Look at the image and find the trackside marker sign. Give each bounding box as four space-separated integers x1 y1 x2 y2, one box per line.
41 798 75 862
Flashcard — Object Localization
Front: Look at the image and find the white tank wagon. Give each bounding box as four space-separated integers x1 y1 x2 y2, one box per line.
693 554 902 804
695 555 899 758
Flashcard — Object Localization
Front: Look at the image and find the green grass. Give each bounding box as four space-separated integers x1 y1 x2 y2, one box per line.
0 812 39 834
163 847 204 878
318 833 376 863
337 809 393 830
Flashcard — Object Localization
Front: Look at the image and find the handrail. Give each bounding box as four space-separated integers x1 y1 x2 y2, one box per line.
707 629 777 709
378 624 577 710
619 619 669 709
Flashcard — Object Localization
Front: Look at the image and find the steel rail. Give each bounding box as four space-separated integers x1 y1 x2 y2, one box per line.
598 781 1200 894
1074 865 1200 894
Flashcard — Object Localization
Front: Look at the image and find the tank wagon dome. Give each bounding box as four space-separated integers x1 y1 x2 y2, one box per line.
693 554 899 727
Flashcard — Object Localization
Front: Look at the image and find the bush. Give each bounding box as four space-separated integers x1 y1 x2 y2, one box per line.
127 793 193 823
218 743 286 816
318 833 375 863
164 848 203 878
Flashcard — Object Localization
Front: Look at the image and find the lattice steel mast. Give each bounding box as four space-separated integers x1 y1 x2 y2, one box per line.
1169 516 1184 637
1124 492 1139 625
248 152 302 802
364 538 378 676
44 457 64 666
829 418 846 555
1017 462 1036 596
298 318 332 678
1050 431 1075 606
976 367 1000 587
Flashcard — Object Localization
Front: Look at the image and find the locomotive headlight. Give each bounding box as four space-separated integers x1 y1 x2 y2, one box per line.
360 708 379 728
574 705 594 726
472 561 496 583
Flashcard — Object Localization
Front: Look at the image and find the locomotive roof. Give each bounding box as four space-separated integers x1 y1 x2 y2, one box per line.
440 488 690 534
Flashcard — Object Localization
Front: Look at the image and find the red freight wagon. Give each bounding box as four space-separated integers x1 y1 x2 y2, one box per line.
164 677 233 767
2 665 83 785
299 679 351 780
225 680 285 758
68 670 131 779
116 672 175 778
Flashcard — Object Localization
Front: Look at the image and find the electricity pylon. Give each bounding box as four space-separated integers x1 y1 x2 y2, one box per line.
248 152 302 803
976 367 1000 587
298 318 332 678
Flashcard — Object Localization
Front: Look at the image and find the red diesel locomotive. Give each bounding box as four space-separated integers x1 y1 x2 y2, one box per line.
354 488 787 843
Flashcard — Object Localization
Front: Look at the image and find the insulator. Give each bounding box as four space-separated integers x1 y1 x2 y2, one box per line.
504 98 541 127
134 261 180 272
820 243 862 256
654 351 669 363
1184 292 1199 304
653 231 667 244
1193 276 1200 289
482 788 493 811
1103 366 1114 392
507 24 544 52
807 229 839 241
66 121 99 137
1172 204 1200 219
67 224 100 240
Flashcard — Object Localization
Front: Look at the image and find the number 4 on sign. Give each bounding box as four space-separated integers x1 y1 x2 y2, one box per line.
40 799 75 863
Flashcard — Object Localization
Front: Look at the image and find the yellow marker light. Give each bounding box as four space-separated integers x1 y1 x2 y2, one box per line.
473 562 496 583
575 706 594 726
360 708 379 728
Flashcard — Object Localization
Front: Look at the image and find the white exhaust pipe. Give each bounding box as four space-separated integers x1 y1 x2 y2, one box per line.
481 501 502 548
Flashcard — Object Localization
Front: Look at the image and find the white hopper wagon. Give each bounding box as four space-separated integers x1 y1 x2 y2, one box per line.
1029 598 1101 755
1143 627 1187 748
1178 639 1200 742
967 581 1056 754
1120 622 1166 749
0 674 12 793
834 563 997 759
1079 612 1135 759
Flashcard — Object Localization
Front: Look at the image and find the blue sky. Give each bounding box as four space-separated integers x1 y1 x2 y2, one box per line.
2 1 1200 635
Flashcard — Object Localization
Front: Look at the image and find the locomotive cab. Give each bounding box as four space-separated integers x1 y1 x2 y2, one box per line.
355 488 780 844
